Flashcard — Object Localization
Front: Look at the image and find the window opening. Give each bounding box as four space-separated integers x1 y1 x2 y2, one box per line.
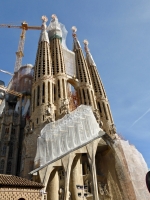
0 160 5 173
103 102 108 120
37 86 40 106
42 83 45 103
6 161 12 174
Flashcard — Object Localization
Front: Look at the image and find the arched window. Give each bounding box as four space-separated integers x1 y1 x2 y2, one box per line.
18 198 25 200
0 160 5 173
1 145 7 156
6 161 12 174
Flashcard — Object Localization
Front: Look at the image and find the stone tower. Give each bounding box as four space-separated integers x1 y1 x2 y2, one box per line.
21 16 53 178
48 14 68 119
84 40 116 136
72 27 96 110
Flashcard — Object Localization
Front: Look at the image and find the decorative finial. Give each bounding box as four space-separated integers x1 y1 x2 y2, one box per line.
41 16 48 22
72 26 77 38
83 39 90 53
51 14 57 20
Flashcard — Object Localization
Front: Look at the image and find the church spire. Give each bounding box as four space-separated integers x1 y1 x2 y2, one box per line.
32 15 53 124
34 16 52 82
84 40 116 136
72 28 96 110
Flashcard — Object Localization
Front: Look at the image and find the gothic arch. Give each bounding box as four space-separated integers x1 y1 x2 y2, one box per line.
67 80 79 112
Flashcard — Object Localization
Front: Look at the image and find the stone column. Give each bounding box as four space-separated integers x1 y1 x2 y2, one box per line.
86 139 100 200
47 169 59 200
62 153 75 200
71 154 83 200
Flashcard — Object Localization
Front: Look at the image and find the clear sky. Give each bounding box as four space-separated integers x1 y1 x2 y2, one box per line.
0 0 150 168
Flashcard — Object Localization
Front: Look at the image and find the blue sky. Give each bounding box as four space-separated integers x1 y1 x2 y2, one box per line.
0 0 150 167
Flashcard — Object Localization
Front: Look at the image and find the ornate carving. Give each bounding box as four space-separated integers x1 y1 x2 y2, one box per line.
24 119 32 135
59 188 64 200
93 109 101 125
98 182 109 196
60 98 69 114
110 124 116 134
45 103 54 122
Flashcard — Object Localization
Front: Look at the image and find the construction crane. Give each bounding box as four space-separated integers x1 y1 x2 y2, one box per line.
0 69 13 76
0 85 22 97
0 21 42 72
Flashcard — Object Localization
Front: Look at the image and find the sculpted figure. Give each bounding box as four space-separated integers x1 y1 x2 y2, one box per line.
98 182 104 195
93 109 101 124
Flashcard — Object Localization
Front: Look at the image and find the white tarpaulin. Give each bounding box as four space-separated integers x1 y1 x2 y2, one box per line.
34 105 104 167
115 139 150 200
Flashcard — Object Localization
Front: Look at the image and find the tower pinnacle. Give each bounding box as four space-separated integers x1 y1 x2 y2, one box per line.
39 15 49 43
72 26 81 50
83 40 96 66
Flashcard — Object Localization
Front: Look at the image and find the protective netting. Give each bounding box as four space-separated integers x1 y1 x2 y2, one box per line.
18 64 34 79
62 48 76 77
114 139 150 200
47 17 63 40
0 100 5 114
34 105 104 167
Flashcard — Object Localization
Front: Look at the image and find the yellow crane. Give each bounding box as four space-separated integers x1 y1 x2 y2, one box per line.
0 21 41 72
0 85 22 97
0 16 48 97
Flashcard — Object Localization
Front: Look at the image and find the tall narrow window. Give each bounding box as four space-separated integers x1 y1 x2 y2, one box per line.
62 79 65 98
82 89 86 104
58 80 61 98
42 83 45 103
54 84 56 101
107 104 113 123
12 128 15 135
6 161 12 174
37 86 40 106
1 145 6 156
91 91 96 109
97 102 102 114
52 83 54 103
8 143 13 158
103 102 108 120
33 89 35 111
48 82 50 103
87 90 91 105
0 160 5 173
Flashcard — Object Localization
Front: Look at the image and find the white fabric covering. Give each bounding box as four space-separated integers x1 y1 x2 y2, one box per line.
22 99 30 116
34 105 104 167
115 139 150 200
62 48 76 77
0 100 5 114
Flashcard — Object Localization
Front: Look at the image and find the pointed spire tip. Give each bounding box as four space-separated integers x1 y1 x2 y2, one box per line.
51 14 57 20
41 16 48 22
83 39 90 53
